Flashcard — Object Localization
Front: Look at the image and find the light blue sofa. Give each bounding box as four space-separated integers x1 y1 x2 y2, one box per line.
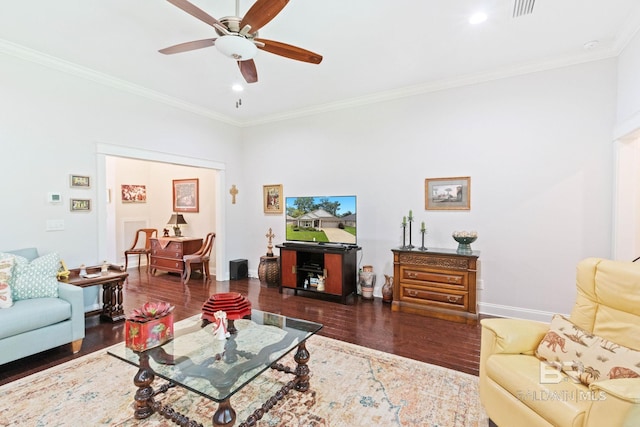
0 248 85 365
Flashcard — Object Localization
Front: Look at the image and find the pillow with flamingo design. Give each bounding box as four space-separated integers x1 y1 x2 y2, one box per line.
535 314 640 385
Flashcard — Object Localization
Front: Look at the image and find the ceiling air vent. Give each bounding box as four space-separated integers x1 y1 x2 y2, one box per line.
513 0 535 17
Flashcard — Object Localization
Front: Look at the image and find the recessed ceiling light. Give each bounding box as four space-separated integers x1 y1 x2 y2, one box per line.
232 84 244 92
469 12 488 25
583 40 600 50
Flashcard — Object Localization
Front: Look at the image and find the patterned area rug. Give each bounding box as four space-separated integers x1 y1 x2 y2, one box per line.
0 326 487 426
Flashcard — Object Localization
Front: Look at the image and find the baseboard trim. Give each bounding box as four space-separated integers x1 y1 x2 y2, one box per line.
478 302 566 322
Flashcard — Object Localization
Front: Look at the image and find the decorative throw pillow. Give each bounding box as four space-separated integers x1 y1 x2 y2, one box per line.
11 252 60 301
536 314 640 385
0 256 14 308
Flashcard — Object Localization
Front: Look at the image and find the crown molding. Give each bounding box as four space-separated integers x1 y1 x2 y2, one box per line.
241 49 618 127
0 38 621 129
0 38 241 127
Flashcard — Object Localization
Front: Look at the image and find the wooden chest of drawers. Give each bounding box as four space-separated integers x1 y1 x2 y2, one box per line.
391 248 479 324
150 237 202 275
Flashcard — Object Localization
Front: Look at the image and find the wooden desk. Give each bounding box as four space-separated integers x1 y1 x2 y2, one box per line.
61 265 128 322
150 237 202 276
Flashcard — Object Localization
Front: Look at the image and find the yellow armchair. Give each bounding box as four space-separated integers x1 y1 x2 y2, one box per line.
479 258 640 427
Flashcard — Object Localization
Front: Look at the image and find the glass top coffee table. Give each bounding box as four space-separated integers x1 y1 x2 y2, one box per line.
108 310 323 427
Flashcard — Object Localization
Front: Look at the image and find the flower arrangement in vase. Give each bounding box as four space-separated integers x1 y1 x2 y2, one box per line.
125 301 175 351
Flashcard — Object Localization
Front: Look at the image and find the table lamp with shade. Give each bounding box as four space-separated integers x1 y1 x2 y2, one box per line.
167 213 187 237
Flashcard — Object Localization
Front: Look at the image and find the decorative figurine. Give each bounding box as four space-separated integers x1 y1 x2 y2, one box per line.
213 310 230 340
163 228 170 237
317 275 325 292
265 228 275 257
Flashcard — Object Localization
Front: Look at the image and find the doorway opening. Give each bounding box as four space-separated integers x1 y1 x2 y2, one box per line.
95 143 226 280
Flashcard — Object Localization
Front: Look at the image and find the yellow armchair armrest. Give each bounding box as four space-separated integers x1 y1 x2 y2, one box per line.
589 379 640 404
481 318 549 354
585 379 640 427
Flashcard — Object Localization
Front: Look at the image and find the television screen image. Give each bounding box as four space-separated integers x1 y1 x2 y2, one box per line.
285 196 357 245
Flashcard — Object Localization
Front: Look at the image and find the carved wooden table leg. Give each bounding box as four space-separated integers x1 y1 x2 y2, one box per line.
133 352 156 420
212 398 236 427
294 341 311 392
102 282 114 320
114 279 125 320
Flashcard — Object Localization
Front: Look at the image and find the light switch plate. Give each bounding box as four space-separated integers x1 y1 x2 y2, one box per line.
46 219 65 231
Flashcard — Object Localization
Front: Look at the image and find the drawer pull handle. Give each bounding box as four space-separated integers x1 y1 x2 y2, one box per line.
447 295 461 303
407 289 418 297
447 277 458 283
407 272 418 279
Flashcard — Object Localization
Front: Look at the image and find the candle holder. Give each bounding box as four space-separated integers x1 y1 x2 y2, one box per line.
419 230 427 251
401 223 409 249
407 219 415 249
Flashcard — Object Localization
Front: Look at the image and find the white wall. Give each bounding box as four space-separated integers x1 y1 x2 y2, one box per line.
612 29 640 261
0 51 243 273
242 59 617 321
616 29 640 130
0 45 622 322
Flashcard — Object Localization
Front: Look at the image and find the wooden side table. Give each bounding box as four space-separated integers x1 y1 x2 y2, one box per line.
258 255 280 287
60 265 129 322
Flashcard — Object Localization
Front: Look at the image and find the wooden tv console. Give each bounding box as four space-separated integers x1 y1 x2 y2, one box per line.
391 248 479 324
277 244 360 304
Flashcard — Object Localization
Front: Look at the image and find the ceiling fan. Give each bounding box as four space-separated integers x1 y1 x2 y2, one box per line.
159 0 323 84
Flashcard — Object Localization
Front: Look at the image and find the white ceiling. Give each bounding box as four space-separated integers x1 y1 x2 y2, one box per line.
1 0 640 125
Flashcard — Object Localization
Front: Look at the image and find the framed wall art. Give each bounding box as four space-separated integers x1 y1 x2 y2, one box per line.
70 198 91 212
70 174 90 188
173 178 199 212
263 184 283 214
121 185 147 203
425 176 471 210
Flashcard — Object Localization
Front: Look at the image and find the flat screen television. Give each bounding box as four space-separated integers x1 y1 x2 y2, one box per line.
285 195 357 246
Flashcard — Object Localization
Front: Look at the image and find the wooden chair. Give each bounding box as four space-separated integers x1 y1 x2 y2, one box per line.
124 228 157 271
182 232 216 284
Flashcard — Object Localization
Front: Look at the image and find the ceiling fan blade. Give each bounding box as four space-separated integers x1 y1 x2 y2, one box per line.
240 0 289 34
166 0 224 30
255 38 322 64
159 38 216 54
238 60 258 84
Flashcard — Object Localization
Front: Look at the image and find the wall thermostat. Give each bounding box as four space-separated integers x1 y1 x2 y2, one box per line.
48 192 62 204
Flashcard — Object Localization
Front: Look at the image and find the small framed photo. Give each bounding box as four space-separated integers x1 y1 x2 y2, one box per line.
121 184 147 203
70 198 91 212
263 184 283 214
173 178 199 212
425 176 471 210
70 175 90 188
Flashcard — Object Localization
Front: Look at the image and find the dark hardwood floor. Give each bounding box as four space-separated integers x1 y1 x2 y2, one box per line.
0 269 485 386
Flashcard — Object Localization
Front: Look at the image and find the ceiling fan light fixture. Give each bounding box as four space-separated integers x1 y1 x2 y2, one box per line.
215 35 258 60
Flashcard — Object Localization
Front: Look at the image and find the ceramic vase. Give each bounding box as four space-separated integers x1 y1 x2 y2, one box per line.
382 274 393 303
359 265 375 299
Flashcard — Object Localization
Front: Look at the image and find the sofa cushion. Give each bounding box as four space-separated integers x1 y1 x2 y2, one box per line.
0 257 14 308
5 247 39 262
10 252 60 301
486 353 590 427
0 297 72 339
536 314 640 385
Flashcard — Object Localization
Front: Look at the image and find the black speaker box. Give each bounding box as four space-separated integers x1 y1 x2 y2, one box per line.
230 259 248 280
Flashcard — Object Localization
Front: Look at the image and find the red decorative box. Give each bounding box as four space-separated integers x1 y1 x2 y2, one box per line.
125 313 174 352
